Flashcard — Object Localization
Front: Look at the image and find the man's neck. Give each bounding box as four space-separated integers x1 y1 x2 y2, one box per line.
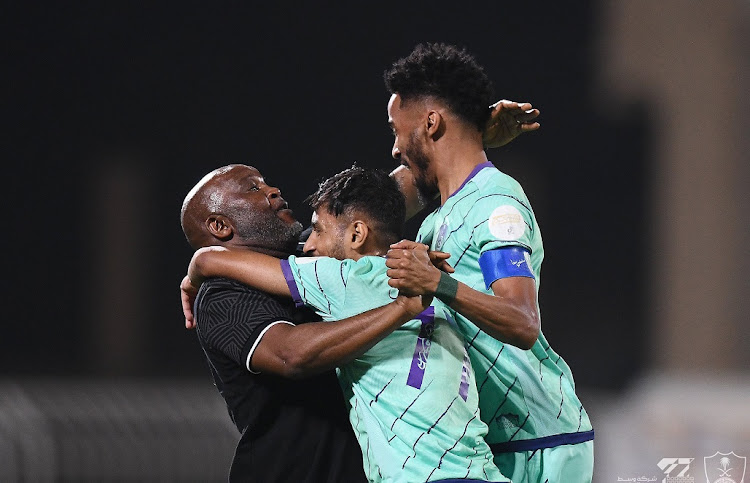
434 141 489 205
241 243 294 259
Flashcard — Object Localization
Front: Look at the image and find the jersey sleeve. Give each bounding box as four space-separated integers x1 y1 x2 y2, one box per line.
467 189 536 256
195 279 295 373
279 255 349 319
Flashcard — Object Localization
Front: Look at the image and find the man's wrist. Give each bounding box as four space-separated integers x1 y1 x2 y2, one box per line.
434 272 459 304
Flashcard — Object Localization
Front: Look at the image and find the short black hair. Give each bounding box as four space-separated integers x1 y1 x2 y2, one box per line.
306 165 405 244
384 42 494 131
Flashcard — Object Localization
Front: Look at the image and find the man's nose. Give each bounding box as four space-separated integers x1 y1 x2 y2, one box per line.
391 144 400 160
302 237 315 254
265 185 281 199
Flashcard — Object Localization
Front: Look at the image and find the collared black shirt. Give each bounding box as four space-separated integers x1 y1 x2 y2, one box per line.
195 277 366 482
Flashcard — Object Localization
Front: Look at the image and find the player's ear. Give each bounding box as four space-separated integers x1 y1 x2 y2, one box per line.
350 220 369 251
426 110 444 141
206 214 233 241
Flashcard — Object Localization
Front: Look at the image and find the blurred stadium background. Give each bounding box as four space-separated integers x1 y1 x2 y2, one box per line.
3 2 748 481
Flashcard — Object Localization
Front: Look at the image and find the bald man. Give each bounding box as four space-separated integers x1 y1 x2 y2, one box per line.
180 165 430 482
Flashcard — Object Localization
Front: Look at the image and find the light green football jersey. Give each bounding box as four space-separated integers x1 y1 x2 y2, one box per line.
416 162 593 453
280 255 506 483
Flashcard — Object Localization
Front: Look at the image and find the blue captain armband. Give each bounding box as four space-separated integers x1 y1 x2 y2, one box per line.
479 246 535 289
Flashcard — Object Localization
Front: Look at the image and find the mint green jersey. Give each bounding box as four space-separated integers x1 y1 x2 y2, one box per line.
281 255 506 483
416 162 593 453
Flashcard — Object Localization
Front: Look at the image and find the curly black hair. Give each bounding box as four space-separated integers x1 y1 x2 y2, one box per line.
384 42 494 131
306 165 405 244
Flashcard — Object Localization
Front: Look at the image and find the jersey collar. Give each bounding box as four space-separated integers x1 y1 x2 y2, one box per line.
446 161 494 202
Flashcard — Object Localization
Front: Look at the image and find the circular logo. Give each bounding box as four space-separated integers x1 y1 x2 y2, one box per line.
488 205 526 241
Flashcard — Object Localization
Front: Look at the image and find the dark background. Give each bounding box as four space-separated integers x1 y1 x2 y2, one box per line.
4 3 649 391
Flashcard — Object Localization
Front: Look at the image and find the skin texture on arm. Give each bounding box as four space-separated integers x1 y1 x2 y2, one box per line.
181 245 432 378
251 295 428 379
385 241 539 350
187 246 291 297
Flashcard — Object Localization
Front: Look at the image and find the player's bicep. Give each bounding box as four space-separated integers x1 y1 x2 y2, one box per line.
489 275 537 305
246 321 298 375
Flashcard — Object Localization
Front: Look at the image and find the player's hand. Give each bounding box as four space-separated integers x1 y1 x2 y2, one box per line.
483 100 540 148
395 293 434 317
428 250 455 274
385 240 441 296
181 275 199 329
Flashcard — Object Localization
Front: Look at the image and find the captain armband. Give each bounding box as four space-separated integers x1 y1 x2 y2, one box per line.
479 246 535 289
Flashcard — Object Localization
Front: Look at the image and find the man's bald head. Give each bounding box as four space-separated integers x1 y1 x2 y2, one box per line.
180 164 302 255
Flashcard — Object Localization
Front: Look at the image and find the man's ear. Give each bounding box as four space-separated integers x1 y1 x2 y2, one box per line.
349 220 369 251
426 110 445 141
206 214 234 241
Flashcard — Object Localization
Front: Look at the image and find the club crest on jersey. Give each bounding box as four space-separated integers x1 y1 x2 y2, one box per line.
489 205 525 241
435 221 449 251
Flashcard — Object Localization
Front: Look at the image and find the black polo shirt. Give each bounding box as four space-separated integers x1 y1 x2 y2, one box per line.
195 277 366 482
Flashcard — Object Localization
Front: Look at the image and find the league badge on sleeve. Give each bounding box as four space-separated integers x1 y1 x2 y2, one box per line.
489 205 525 241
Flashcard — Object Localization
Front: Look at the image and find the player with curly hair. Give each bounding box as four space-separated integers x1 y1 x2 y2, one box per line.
384 42 595 483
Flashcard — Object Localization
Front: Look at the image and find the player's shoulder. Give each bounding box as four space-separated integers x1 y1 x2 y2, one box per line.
289 255 386 280
200 277 268 298
472 165 525 197
198 277 289 311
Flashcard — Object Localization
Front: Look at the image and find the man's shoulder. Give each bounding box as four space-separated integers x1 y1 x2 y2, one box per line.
197 277 295 316
472 165 525 197
199 277 274 299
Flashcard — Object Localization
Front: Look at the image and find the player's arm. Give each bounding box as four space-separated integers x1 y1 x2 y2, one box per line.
187 246 290 298
250 294 428 378
181 246 432 378
385 241 539 350
390 100 540 220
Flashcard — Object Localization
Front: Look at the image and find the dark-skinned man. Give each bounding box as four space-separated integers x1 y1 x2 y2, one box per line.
382 43 594 482
179 97 539 482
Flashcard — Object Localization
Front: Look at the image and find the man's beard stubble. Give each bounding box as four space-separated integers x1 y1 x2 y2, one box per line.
405 135 439 200
235 211 304 255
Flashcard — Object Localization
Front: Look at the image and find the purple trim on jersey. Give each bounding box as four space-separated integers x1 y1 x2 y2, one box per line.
447 161 494 201
279 259 304 308
479 246 535 289
406 306 435 389
458 349 471 402
490 429 594 453
437 480 510 483
443 310 472 401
